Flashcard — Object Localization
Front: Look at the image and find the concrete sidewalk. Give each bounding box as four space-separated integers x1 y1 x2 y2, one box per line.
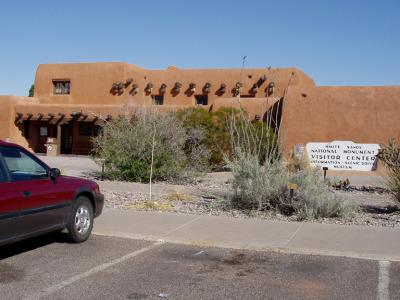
93 209 400 262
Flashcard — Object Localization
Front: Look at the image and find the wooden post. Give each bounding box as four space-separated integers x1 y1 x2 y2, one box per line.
56 124 62 155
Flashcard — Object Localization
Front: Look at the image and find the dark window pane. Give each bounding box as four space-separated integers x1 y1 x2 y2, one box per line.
152 95 164 105
195 95 208 106
79 122 93 136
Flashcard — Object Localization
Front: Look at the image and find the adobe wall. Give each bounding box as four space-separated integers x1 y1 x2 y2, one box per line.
34 62 315 107
0 96 14 140
0 96 40 150
281 85 400 153
212 97 281 118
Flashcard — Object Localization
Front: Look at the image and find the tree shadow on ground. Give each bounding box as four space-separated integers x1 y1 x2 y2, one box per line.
360 205 400 214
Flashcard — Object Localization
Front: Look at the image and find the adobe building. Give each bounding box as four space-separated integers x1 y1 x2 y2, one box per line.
0 62 399 165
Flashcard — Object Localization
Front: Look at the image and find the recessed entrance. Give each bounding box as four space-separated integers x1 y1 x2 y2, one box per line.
60 122 73 154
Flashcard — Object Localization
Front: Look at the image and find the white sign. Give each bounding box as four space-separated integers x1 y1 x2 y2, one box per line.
306 141 380 171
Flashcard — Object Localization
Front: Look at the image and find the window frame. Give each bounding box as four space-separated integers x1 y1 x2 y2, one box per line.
0 146 50 182
52 80 71 95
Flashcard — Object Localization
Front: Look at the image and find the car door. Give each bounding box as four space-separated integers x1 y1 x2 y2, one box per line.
0 158 23 243
0 146 72 236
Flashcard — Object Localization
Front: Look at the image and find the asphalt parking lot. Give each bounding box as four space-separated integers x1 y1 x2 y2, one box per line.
0 234 399 300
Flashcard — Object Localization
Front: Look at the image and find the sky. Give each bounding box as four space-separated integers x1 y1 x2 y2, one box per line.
0 0 399 96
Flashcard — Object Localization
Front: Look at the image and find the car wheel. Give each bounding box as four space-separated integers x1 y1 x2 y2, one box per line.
67 196 94 243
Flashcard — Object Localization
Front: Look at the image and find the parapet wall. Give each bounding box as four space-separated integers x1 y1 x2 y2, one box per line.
34 62 315 106
281 85 400 152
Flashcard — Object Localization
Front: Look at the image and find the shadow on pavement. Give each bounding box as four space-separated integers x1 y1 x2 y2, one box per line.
0 232 68 260
360 204 400 214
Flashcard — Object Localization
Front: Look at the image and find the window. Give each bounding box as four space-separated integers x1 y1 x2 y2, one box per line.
40 126 48 136
152 95 164 105
0 147 48 181
53 80 70 95
78 122 93 136
0 166 6 183
195 95 208 106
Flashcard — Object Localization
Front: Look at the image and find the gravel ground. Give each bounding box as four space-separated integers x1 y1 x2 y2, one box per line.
39 156 400 227
101 172 400 228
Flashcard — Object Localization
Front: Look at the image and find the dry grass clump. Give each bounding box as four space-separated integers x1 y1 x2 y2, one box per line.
130 200 173 211
284 151 310 174
164 189 193 202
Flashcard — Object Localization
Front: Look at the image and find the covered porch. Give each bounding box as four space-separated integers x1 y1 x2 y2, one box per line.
13 104 123 155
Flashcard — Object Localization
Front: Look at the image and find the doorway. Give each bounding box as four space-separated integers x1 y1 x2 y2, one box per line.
60 122 73 154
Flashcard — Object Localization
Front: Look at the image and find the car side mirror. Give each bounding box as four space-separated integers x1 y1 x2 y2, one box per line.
50 168 61 180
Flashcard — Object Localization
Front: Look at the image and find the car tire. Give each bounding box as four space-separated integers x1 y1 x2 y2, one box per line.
66 196 94 243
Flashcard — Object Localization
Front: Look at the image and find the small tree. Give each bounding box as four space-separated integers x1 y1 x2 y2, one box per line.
28 84 34 97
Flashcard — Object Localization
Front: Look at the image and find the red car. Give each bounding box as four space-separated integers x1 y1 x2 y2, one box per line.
0 140 104 246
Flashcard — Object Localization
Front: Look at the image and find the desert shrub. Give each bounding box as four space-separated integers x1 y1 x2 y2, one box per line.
378 139 400 202
229 151 355 219
226 149 288 211
225 150 355 220
289 168 356 220
224 103 354 220
91 109 209 182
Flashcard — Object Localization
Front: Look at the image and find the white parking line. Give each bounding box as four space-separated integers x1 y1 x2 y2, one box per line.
283 222 304 247
25 241 164 300
160 215 202 238
377 260 390 300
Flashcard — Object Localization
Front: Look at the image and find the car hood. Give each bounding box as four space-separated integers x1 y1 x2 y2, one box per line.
59 175 98 187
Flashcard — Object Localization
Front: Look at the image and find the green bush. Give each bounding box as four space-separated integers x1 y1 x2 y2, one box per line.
225 150 355 219
378 139 400 202
91 110 209 182
177 107 231 169
177 107 277 169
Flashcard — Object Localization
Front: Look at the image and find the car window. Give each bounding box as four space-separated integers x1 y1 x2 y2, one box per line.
0 164 6 183
0 147 48 181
